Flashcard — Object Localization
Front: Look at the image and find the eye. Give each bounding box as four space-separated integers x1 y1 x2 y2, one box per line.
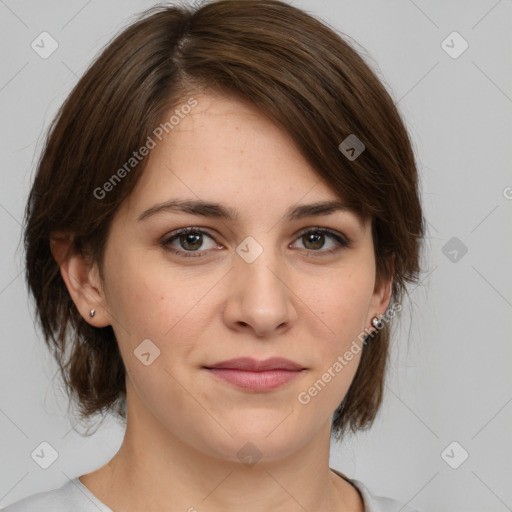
290 227 350 255
161 227 220 258
161 226 350 259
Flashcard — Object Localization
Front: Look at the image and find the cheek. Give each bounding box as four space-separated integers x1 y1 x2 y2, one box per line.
294 261 375 407
101 244 219 351
101 253 209 411
303 261 376 344
103 261 164 338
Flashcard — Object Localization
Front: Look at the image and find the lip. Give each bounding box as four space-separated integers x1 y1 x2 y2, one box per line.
203 357 306 392
204 357 305 372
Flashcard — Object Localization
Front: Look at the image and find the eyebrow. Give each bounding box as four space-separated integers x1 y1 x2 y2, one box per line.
138 198 362 225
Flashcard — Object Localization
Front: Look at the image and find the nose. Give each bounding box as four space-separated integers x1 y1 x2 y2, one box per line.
223 243 297 338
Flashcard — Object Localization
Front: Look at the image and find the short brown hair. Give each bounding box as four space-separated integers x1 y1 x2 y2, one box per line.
24 0 425 439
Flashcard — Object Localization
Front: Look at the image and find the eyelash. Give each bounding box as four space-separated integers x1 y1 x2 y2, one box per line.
160 226 350 259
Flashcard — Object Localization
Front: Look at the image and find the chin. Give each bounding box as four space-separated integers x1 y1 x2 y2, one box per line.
194 420 308 466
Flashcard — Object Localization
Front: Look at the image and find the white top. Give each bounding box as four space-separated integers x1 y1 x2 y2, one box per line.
1 470 421 512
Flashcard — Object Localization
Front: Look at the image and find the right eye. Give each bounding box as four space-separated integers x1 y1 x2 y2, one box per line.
161 227 222 258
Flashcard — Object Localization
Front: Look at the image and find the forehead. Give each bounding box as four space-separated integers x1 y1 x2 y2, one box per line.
119 93 368 230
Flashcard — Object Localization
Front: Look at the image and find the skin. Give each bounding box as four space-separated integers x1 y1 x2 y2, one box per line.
52 93 392 512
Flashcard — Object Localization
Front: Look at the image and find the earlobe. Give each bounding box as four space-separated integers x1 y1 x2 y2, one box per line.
367 254 395 332
50 234 110 327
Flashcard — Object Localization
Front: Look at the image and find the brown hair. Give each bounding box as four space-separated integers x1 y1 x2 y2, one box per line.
24 0 425 440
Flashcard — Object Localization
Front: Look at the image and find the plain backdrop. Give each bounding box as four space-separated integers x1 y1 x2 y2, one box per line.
0 1 511 511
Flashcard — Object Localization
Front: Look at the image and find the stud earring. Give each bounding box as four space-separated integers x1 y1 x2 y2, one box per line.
371 315 381 329
89 309 96 318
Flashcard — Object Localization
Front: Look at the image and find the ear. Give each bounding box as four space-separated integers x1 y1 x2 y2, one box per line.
365 254 395 332
50 233 111 327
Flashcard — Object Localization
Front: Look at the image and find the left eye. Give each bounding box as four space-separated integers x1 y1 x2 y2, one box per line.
292 228 349 253
161 227 349 258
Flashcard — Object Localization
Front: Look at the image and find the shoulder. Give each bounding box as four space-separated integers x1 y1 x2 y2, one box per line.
349 478 422 512
0 478 112 512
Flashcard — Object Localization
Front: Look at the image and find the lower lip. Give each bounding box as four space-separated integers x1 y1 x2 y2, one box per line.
205 368 304 392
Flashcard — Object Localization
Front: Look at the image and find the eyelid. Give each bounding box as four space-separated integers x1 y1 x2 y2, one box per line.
295 226 350 246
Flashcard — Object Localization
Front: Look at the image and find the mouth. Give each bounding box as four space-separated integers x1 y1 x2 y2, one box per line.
203 357 306 392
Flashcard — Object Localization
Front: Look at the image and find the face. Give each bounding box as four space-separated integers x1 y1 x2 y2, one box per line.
89 93 390 464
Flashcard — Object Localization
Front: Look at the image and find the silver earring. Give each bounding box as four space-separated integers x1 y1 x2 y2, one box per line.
371 315 381 329
89 309 95 318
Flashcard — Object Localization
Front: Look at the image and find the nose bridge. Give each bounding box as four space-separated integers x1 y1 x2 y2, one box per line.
228 232 294 333
235 233 286 294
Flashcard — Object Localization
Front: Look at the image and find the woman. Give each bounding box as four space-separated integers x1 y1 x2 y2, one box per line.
4 0 425 510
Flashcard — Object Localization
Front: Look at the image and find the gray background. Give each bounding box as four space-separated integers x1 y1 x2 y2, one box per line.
1 1 511 511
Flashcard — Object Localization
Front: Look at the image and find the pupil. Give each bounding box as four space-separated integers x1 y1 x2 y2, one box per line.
305 233 323 249
183 233 201 250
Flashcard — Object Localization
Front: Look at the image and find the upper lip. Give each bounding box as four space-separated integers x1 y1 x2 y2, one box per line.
204 357 305 371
